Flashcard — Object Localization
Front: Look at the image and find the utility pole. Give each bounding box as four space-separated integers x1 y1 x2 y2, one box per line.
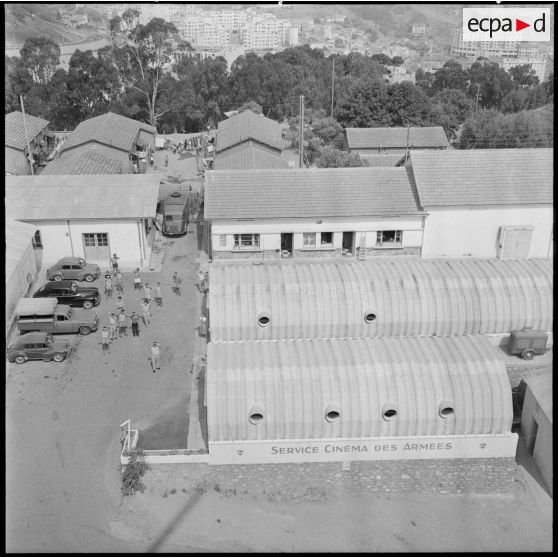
298 95 304 169
405 125 411 161
330 58 335 117
474 83 480 114
20 95 34 176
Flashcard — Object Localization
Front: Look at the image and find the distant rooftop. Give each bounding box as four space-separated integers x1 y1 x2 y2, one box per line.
6 174 163 220
5 111 50 150
61 112 156 154
346 126 449 150
214 143 290 170
215 110 283 153
410 148 553 208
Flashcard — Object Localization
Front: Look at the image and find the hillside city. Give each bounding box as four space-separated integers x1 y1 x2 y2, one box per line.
5 2 553 554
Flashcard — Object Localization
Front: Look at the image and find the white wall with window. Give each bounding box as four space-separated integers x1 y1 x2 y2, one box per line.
421 206 553 259
15 219 155 270
211 216 424 255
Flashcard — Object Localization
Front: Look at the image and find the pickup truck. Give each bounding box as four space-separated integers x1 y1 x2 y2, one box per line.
16 298 99 336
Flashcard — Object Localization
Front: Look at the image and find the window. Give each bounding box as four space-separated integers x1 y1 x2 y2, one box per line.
234 234 260 249
71 265 81 270
219 235 227 247
320 232 333 246
376 230 402 247
96 233 109 246
165 215 174 221
303 232 316 247
32 230 42 248
83 233 96 247
62 265 72 270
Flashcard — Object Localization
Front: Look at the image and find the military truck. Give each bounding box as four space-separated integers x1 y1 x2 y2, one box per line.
16 298 99 336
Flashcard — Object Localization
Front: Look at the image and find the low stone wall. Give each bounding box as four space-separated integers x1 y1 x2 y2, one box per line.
292 248 342 258
212 250 280 261
142 457 516 498
363 247 421 257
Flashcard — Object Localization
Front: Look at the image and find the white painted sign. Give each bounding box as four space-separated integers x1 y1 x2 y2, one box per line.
209 434 518 465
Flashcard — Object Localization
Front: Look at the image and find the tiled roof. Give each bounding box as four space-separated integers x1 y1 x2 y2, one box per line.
6 174 163 220
346 126 449 149
204 167 422 219
361 153 406 167
215 110 283 153
410 148 553 207
61 112 155 154
214 143 290 170
5 111 49 150
41 151 125 175
207 335 512 441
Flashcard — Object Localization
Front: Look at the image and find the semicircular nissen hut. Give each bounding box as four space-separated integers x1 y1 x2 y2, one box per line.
208 258 552 341
206 335 517 493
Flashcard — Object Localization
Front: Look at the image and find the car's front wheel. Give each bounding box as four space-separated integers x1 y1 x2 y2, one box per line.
52 352 66 362
84 274 94 282
79 326 91 335
83 300 94 309
14 355 27 364
53 274 63 281
522 349 535 360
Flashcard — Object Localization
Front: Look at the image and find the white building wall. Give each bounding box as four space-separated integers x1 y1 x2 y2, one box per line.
421 206 553 259
21 219 152 270
211 216 424 253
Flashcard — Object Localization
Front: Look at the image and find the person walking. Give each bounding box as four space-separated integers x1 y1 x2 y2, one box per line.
110 253 119 271
130 311 140 337
202 271 209 294
115 295 125 313
154 282 163 307
133 268 142 290
139 299 152 326
172 272 182 295
114 270 124 293
108 313 118 341
150 342 161 372
104 275 113 298
197 269 205 293
199 313 207 337
142 282 152 302
100 326 110 353
117 309 127 337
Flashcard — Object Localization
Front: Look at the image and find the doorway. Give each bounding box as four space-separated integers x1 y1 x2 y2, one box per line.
82 232 110 261
281 233 293 257
342 231 355 255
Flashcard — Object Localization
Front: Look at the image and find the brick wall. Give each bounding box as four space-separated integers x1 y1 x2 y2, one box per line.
141 457 516 499
363 247 421 257
292 248 342 258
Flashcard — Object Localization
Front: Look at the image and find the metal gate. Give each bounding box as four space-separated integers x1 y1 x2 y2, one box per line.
83 233 110 262
497 226 533 260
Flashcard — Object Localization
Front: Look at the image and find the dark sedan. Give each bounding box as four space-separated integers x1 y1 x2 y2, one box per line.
33 280 100 309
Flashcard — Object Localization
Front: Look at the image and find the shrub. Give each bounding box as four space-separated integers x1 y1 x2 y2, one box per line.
121 449 149 496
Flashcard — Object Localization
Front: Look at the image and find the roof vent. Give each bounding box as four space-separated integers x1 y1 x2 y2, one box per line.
325 403 341 423
439 400 454 418
249 406 264 425
382 403 398 421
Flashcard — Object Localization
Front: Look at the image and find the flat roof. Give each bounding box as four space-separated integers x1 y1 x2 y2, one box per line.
6 174 163 220
207 335 512 442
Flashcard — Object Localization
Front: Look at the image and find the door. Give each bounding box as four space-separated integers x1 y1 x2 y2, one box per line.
281 233 293 255
83 233 110 262
497 226 533 259
342 231 355 255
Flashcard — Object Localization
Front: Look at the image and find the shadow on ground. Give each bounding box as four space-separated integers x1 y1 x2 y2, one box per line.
138 396 189 449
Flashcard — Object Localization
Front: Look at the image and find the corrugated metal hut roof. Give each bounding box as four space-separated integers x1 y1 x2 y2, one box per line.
5 220 37 281
5 111 50 150
207 335 513 441
208 258 553 341
410 148 553 207
214 143 290 170
215 110 283 153
346 127 449 149
41 151 124 175
6 174 162 220
204 167 423 219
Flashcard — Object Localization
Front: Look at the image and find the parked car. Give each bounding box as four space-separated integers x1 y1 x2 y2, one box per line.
161 191 191 236
33 280 100 309
46 257 101 282
16 298 99 336
509 328 548 360
7 332 72 364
